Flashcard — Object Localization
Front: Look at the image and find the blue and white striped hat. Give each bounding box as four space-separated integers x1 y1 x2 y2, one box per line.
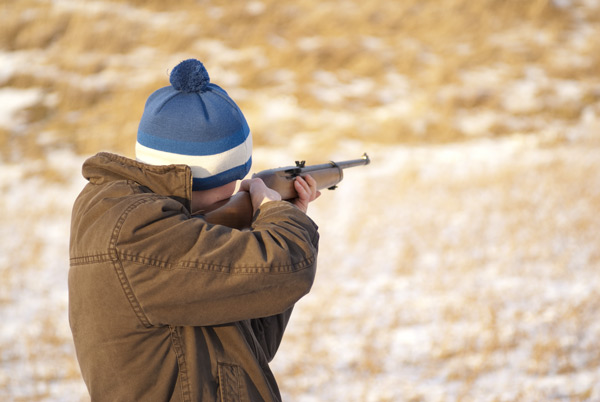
136 59 252 191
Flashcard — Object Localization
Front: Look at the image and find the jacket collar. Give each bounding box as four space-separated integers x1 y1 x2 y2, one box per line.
82 152 193 211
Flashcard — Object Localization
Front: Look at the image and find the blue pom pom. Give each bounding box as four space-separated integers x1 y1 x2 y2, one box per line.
170 59 210 93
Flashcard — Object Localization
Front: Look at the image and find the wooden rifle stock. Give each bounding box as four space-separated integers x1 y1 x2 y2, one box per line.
202 153 370 229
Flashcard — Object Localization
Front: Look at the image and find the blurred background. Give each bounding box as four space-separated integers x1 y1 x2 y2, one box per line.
1 0 599 400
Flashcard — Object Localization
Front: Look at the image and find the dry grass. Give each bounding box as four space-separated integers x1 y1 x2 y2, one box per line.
2 0 600 400
270 142 600 400
2 0 599 161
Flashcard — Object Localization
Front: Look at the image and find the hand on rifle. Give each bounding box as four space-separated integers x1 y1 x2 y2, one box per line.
291 175 321 213
239 178 281 214
239 175 320 215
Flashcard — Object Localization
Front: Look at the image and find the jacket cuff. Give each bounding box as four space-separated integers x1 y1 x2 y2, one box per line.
253 201 319 239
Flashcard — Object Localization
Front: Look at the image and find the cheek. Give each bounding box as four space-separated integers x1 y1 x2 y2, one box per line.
217 182 237 201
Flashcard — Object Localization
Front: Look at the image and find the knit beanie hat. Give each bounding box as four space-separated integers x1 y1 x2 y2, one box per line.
136 59 252 191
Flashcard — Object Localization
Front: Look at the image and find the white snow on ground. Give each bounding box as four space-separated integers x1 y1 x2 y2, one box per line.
268 138 600 401
2 1 600 400
0 87 44 129
0 150 88 400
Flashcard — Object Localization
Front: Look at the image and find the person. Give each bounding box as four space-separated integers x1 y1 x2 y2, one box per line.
69 59 320 401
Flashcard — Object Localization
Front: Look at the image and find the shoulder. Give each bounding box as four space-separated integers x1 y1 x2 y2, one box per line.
71 180 191 246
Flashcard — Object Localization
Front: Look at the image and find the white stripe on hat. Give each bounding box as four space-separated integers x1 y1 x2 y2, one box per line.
135 132 252 178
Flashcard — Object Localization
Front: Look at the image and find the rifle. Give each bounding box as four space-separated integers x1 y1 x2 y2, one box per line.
202 153 370 229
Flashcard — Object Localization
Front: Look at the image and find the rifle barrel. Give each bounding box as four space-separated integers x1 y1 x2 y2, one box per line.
333 153 370 169
297 153 370 173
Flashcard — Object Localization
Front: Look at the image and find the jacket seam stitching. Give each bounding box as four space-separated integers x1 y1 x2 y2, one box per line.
117 251 316 274
69 253 112 265
110 197 160 328
169 326 192 402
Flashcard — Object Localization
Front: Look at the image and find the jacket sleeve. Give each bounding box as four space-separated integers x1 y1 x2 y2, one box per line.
112 195 319 328
250 308 294 362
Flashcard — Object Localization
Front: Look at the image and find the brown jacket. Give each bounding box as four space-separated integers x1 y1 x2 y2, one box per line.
69 153 319 401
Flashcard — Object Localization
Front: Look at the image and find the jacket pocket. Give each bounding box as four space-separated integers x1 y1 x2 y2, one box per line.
217 362 241 402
